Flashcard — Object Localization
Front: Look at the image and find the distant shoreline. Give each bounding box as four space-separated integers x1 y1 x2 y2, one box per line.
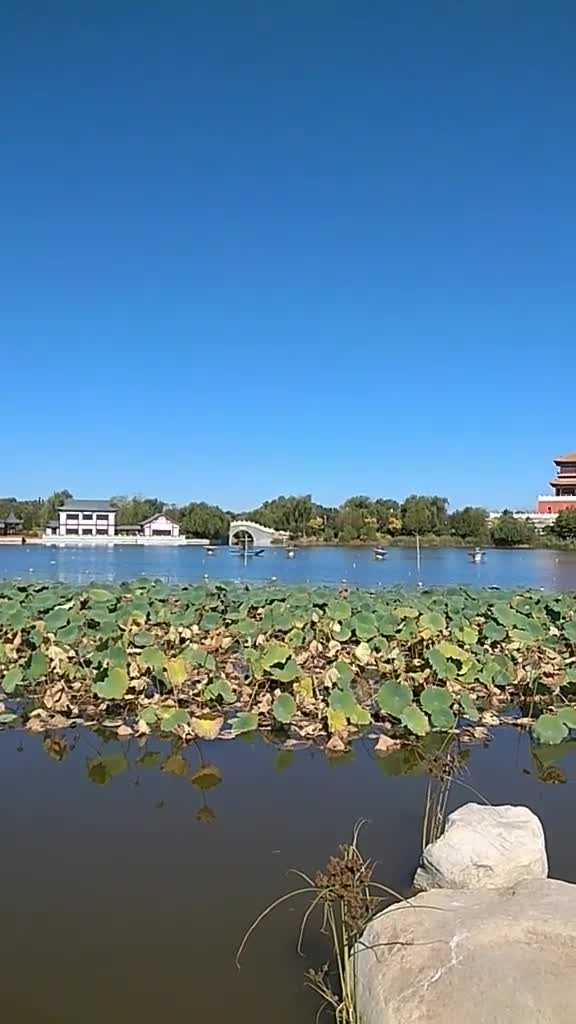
1 536 575 553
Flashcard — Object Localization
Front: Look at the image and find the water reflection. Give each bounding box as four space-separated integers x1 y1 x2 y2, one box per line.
23 723 576 821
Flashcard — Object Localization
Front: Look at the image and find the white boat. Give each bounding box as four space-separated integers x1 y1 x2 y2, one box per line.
468 548 486 564
373 547 387 560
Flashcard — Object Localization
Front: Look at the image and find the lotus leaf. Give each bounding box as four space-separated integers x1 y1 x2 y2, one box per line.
229 711 259 735
94 667 130 700
376 681 412 717
532 713 568 745
400 704 430 736
273 693 297 724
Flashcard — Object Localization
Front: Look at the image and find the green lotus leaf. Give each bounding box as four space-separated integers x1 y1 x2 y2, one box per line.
376 681 413 717
273 692 297 724
532 713 568 745
93 667 129 700
400 704 430 736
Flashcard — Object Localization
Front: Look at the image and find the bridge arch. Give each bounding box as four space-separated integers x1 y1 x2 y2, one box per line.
229 526 257 547
228 520 290 547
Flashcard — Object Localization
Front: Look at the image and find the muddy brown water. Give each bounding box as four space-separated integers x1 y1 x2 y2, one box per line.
1 726 575 1022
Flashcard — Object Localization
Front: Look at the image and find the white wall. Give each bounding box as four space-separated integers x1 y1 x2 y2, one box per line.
143 514 180 538
58 510 116 536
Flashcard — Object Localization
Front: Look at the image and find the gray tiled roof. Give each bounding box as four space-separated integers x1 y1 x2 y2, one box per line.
59 500 117 512
140 511 178 525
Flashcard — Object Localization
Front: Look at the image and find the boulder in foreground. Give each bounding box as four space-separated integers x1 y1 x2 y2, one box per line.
356 878 576 1024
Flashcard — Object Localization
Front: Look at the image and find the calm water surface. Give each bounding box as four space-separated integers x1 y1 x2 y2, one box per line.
1 726 576 1022
2 543 576 589
3 545 576 1021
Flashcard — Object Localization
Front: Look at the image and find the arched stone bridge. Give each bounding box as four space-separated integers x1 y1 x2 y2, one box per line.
228 520 289 547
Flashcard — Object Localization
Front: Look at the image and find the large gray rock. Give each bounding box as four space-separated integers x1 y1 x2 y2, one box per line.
355 879 576 1024
413 803 548 891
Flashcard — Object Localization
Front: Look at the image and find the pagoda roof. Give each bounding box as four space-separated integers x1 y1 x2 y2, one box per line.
551 477 576 487
554 452 576 464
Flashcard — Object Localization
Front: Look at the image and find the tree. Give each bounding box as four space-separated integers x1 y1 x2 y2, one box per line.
247 495 317 538
335 505 377 543
552 508 576 540
178 502 230 541
341 495 373 511
450 506 489 542
111 495 165 526
490 513 536 547
41 490 73 527
372 499 400 534
0 497 45 532
401 495 449 535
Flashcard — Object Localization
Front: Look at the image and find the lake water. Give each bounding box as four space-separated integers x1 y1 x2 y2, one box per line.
1 725 575 1023
3 544 576 1021
2 543 576 589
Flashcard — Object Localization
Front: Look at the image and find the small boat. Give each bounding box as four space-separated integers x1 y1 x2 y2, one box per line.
468 548 486 564
286 545 296 559
373 547 388 560
204 545 216 555
233 543 265 557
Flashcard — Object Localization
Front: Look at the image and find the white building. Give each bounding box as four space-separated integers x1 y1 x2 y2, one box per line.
43 501 193 544
141 512 180 538
487 510 557 532
46 500 117 537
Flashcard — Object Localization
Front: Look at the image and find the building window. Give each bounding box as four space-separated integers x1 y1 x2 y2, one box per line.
81 528 94 535
82 512 93 520
66 513 79 521
96 514 109 522
66 528 79 535
96 528 108 535
152 529 172 536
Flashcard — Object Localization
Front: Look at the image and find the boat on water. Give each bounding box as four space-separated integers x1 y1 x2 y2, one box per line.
232 536 265 557
468 547 486 564
373 547 388 560
204 545 216 555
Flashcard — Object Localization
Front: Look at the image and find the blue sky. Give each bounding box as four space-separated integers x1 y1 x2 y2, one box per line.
2 2 576 511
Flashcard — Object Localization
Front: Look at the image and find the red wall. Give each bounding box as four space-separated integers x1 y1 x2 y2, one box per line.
537 498 576 513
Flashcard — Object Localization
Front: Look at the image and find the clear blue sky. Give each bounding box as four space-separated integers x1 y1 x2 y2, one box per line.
2 1 575 511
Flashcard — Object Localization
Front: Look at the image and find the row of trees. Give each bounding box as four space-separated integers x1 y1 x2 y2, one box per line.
242 494 462 543
3 490 576 547
0 490 74 532
488 508 576 547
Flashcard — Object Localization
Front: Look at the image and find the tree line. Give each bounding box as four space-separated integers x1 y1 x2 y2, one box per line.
3 489 572 546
